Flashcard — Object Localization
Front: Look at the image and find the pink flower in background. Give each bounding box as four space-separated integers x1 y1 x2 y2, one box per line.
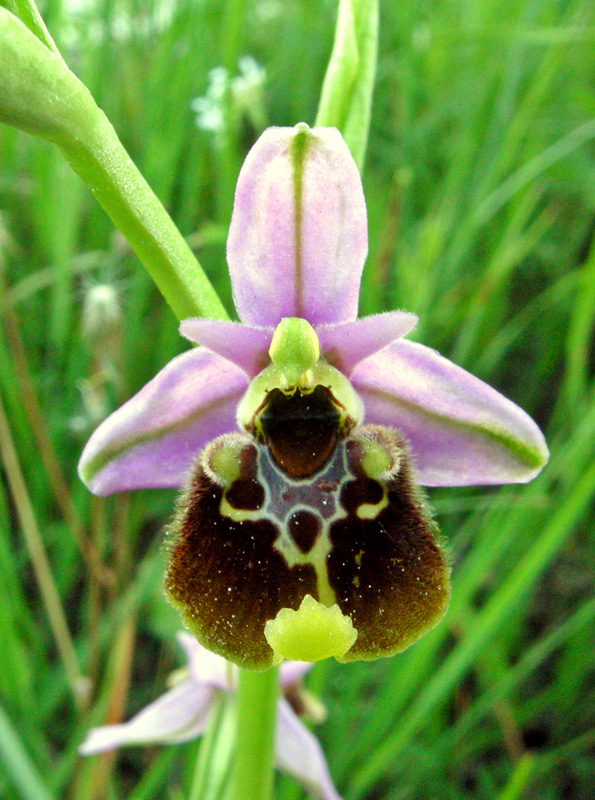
80 633 341 800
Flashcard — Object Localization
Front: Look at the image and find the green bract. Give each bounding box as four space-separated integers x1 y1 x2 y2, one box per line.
0 7 226 321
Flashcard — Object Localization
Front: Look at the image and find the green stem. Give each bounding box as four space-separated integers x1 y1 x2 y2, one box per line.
59 112 229 321
230 667 279 800
0 9 228 322
0 0 62 57
315 0 379 172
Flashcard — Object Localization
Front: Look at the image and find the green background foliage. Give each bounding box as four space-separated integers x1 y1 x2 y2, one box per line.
0 0 594 798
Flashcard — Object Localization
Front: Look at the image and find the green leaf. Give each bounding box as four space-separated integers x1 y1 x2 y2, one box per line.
0 704 57 800
0 0 60 55
315 0 379 171
0 8 228 323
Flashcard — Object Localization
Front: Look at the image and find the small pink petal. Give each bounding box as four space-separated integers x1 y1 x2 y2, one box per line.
79 680 217 754
180 319 273 377
275 698 343 800
352 339 549 486
177 632 229 690
317 311 418 375
78 349 248 496
227 124 367 327
279 660 314 688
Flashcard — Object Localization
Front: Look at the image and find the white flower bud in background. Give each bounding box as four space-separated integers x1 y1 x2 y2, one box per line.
231 56 267 129
61 0 175 49
190 67 228 139
82 283 121 352
72 282 123 434
253 0 283 23
191 57 267 148
411 22 432 52
70 377 108 433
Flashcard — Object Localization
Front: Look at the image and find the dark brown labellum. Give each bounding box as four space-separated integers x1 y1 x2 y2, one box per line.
164 386 450 669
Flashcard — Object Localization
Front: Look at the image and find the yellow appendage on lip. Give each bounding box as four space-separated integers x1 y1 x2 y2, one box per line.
264 594 358 665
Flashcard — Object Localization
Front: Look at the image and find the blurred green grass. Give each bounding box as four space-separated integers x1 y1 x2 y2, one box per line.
1 0 594 798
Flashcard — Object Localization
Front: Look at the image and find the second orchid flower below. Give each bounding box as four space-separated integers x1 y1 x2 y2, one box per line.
79 124 548 669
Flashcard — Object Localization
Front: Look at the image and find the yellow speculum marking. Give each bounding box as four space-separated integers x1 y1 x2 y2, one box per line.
273 529 336 606
219 497 262 522
356 492 389 520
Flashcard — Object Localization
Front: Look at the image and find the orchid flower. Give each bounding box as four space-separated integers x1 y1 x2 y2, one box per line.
78 123 548 670
80 632 341 800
